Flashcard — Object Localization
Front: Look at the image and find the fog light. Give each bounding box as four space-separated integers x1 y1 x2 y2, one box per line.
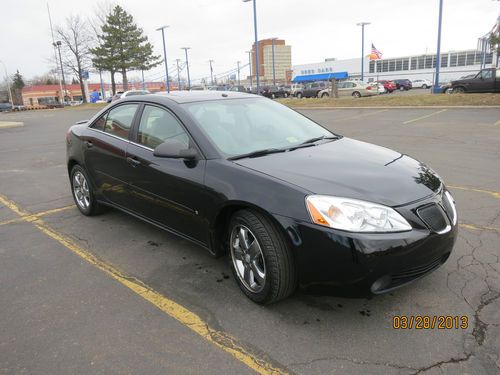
371 275 391 293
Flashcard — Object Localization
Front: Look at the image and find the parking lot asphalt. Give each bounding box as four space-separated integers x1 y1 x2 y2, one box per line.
1 106 499 375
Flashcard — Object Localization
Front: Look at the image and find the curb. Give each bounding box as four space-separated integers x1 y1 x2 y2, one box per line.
290 105 500 110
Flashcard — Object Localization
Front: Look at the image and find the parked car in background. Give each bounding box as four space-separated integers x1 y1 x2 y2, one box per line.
449 68 500 93
0 103 13 112
291 83 304 97
111 90 150 102
261 85 286 99
370 82 386 94
279 85 291 97
393 79 413 91
228 85 247 92
376 80 396 93
300 81 329 98
412 79 433 89
318 81 377 98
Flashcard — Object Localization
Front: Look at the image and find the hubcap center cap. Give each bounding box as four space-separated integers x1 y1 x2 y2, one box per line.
245 254 251 263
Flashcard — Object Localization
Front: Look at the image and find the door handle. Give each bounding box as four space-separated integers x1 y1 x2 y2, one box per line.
126 156 141 167
84 140 93 148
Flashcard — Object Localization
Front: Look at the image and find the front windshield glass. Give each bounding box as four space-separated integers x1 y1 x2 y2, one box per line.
182 98 333 157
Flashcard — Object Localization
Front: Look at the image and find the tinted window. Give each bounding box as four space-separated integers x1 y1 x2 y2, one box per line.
104 104 138 140
138 105 189 149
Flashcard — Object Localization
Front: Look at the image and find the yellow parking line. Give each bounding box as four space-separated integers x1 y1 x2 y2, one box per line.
0 193 288 375
459 223 500 233
0 205 75 226
448 185 500 199
403 109 447 124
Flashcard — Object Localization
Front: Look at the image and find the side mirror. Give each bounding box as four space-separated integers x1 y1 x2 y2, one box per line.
153 140 197 160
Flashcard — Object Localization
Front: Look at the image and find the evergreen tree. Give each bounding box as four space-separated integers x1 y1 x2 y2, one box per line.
12 70 25 106
90 5 162 93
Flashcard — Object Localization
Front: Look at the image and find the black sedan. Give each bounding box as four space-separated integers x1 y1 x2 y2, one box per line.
66 91 457 304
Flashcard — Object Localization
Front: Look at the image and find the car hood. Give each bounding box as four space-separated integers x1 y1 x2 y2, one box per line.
234 138 441 207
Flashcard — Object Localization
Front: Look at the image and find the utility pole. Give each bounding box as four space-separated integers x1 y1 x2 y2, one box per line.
181 47 191 90
356 22 370 81
236 61 241 85
53 41 67 102
47 2 64 104
271 38 277 86
209 59 214 86
175 59 181 90
432 0 443 93
156 25 170 93
246 50 253 88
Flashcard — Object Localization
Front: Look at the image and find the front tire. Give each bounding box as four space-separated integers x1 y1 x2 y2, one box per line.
321 92 329 98
352 91 361 98
422 84 428 89
228 210 296 304
70 165 101 216
296 92 303 99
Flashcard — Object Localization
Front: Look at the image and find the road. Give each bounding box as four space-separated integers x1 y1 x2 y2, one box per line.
1 106 499 374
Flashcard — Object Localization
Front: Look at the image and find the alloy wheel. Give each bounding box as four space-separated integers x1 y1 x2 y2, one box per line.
73 171 90 210
230 225 266 293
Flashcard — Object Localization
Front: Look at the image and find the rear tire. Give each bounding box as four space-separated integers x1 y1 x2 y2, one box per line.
228 210 297 304
70 165 102 216
296 92 302 99
422 84 428 89
400 86 405 91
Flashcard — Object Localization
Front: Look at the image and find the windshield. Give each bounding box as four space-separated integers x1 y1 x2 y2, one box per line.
182 98 333 158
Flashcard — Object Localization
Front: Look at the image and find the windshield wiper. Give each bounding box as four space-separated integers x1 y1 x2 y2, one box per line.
299 135 340 145
228 148 286 161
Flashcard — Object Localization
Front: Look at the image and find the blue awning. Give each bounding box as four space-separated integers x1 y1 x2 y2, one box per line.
292 72 349 82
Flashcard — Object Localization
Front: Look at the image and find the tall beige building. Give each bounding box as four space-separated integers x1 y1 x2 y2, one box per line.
250 38 292 84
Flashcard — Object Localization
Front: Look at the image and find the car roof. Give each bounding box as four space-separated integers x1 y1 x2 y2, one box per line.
135 90 257 104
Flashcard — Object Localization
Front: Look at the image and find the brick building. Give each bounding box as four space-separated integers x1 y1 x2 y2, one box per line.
250 38 292 84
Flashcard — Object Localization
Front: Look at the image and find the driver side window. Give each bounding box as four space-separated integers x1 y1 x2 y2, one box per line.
137 105 189 149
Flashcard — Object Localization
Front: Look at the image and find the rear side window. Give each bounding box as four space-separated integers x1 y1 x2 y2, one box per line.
137 105 189 149
104 104 139 140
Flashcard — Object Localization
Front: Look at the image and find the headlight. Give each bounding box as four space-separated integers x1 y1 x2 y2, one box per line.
305 195 412 232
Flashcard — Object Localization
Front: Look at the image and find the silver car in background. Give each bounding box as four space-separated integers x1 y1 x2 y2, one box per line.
318 81 378 98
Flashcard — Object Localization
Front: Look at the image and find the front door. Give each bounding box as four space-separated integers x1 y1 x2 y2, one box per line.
125 104 210 245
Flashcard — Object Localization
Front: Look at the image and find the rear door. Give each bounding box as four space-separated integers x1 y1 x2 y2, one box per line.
125 104 210 245
83 103 140 207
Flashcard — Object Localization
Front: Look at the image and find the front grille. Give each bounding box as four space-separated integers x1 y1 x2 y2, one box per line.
417 203 448 232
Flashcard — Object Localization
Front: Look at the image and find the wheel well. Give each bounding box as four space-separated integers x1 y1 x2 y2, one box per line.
211 203 289 258
352 91 361 96
67 159 79 175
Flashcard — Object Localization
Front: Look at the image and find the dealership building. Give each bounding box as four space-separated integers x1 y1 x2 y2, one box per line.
292 49 495 83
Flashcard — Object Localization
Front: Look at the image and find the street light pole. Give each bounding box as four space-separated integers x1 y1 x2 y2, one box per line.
432 0 444 93
356 22 370 81
181 47 191 90
53 41 67 102
156 25 170 93
243 0 259 94
246 50 253 87
0 60 13 107
209 60 214 86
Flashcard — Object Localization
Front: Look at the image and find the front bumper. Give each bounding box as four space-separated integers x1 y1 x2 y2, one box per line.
273 192 458 294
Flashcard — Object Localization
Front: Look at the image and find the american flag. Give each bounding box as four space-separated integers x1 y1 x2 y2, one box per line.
370 44 383 60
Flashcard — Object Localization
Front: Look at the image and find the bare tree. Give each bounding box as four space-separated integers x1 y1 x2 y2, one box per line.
56 15 93 103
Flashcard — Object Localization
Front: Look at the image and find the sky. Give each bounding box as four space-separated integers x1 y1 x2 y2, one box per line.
1 0 499 85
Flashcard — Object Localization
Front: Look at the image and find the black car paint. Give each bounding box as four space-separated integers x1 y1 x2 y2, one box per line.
67 92 457 292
